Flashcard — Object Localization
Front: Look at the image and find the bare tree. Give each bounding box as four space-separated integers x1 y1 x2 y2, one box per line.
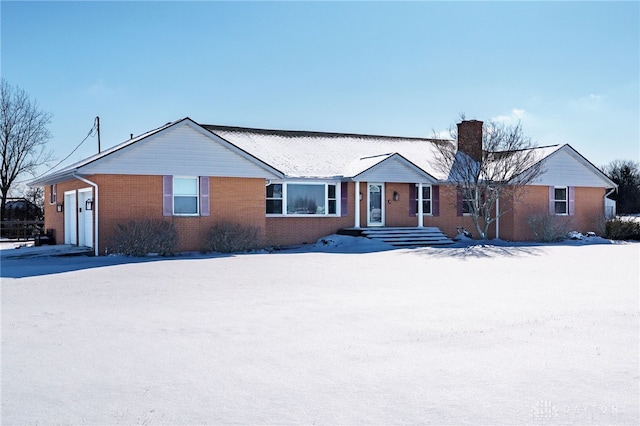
432 116 544 239
0 79 53 221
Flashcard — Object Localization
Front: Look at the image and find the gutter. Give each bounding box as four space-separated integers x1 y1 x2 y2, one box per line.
73 173 99 256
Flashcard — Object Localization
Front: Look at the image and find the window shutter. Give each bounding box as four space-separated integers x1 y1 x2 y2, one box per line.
549 186 555 215
163 175 173 216
409 184 417 216
456 187 463 217
200 176 210 217
568 186 575 216
340 182 348 217
432 185 440 217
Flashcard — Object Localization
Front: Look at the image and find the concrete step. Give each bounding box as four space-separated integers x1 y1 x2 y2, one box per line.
339 227 454 247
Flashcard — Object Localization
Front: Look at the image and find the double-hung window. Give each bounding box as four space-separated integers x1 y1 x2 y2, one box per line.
554 187 568 215
266 182 338 215
173 177 199 215
266 183 283 214
327 184 337 214
414 185 433 215
462 193 474 215
421 185 432 215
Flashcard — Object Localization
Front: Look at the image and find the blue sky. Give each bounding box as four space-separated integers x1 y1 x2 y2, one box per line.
2 1 638 180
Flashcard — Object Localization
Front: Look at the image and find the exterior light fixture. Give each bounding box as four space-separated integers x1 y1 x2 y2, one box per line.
393 191 399 201
56 203 63 212
85 199 94 211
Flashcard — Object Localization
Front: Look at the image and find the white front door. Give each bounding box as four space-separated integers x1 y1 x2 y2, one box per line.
64 191 77 245
367 183 384 226
78 189 93 248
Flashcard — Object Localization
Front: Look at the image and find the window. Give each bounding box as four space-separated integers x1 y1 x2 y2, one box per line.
415 185 432 215
288 184 325 214
554 187 568 215
266 183 283 214
49 184 57 204
328 184 337 214
266 182 339 216
462 193 474 215
173 177 199 215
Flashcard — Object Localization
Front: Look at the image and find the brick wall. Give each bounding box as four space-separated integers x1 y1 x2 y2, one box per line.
266 216 354 247
42 176 609 253
509 185 607 240
91 175 266 253
41 174 267 254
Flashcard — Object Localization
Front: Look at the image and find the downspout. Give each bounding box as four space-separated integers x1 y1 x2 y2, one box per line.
354 181 361 228
604 187 616 219
73 173 99 256
495 196 500 240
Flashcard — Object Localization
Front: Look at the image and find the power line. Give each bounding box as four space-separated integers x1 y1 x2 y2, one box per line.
15 118 98 185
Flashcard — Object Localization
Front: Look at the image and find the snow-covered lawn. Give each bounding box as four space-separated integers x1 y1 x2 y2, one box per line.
2 238 639 425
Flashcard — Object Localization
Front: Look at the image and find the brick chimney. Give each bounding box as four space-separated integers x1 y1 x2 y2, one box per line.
457 120 483 162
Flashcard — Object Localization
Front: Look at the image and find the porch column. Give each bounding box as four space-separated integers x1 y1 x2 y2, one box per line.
417 182 424 227
354 181 361 228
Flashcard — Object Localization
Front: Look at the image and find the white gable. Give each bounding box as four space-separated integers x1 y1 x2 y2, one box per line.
532 145 614 188
351 154 438 183
80 121 281 179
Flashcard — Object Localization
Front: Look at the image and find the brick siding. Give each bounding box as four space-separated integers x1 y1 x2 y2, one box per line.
42 176 608 253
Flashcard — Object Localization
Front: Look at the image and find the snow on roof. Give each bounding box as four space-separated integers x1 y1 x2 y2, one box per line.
204 125 452 179
30 118 568 186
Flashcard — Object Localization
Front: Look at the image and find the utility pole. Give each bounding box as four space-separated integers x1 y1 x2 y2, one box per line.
96 116 101 153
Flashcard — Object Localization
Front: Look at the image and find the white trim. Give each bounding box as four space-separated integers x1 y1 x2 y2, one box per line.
553 186 569 216
63 190 77 246
351 153 439 184
354 181 361 228
73 174 99 256
77 188 93 249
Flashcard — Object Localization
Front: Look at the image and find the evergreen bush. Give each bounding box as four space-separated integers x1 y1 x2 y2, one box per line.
605 218 640 240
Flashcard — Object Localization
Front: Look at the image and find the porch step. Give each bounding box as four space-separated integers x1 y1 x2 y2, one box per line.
339 227 454 247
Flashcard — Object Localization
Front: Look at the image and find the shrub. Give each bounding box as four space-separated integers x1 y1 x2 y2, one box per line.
204 222 264 253
605 218 640 240
108 219 178 256
526 212 573 242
